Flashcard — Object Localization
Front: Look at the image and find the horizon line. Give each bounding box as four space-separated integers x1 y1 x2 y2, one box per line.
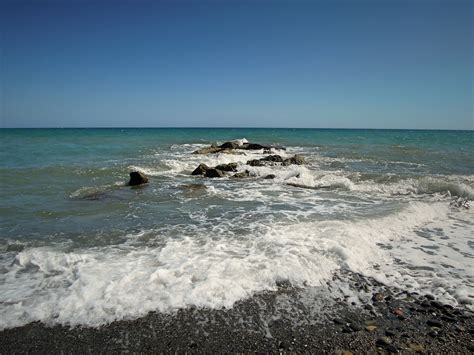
0 127 473 131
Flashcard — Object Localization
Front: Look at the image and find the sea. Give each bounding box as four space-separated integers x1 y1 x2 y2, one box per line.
0 128 473 330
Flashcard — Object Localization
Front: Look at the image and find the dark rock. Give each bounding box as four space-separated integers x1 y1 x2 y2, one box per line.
128 171 149 186
420 300 431 308
364 304 374 311
193 145 223 154
385 329 396 337
261 155 284 163
189 341 198 349
219 142 240 149
282 155 305 166
278 340 290 350
430 301 444 309
205 169 225 178
232 170 251 178
334 318 346 325
241 143 269 150
215 163 238 172
263 174 276 179
191 163 210 176
386 344 399 353
425 294 435 300
427 319 442 327
428 330 439 337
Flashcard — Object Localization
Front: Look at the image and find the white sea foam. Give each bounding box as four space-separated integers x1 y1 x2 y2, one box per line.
1 201 471 329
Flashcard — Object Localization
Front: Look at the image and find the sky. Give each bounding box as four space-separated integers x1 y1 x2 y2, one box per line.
0 0 472 129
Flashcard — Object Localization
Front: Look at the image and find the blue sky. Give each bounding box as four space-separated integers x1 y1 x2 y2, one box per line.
0 0 472 129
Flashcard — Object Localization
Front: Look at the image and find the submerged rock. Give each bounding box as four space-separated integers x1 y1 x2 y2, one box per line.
263 174 276 179
191 163 210 176
128 171 149 186
232 170 251 178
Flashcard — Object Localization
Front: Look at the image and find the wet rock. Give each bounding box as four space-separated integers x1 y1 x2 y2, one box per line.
215 163 238 172
428 329 439 337
193 145 223 154
282 154 305 166
205 169 225 178
425 294 435 300
334 318 346 325
392 308 404 317
364 304 374 311
219 141 240 149
241 143 269 150
430 301 444 309
191 163 210 176
365 325 377 332
261 155 284 163
385 329 396 337
232 170 251 178
420 300 431 308
128 171 149 186
263 174 276 179
427 319 442 327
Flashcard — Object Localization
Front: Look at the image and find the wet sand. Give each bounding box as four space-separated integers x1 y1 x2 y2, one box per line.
1 274 473 353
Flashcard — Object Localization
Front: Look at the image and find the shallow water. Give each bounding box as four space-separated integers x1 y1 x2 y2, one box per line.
0 128 473 329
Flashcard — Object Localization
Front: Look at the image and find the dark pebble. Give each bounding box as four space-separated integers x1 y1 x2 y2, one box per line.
342 327 353 334
334 318 346 325
386 344 399 353
278 341 290 350
428 330 439 337
385 329 396 337
349 323 362 332
364 304 374 311
376 336 392 347
430 301 444 309
397 315 406 321
189 341 197 349
425 294 435 300
427 319 442 327
421 301 431 308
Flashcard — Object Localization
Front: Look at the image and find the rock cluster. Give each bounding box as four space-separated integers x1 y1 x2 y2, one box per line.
191 147 306 179
193 141 285 155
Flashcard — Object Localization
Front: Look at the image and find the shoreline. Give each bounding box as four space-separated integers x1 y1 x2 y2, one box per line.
1 274 473 353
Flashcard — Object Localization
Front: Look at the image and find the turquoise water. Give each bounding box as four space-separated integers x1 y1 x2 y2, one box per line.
0 128 473 328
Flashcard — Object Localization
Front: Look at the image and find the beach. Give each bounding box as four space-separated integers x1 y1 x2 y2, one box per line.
1 274 473 352
0 128 473 351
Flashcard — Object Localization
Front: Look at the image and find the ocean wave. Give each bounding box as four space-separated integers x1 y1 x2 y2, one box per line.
1 201 470 329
